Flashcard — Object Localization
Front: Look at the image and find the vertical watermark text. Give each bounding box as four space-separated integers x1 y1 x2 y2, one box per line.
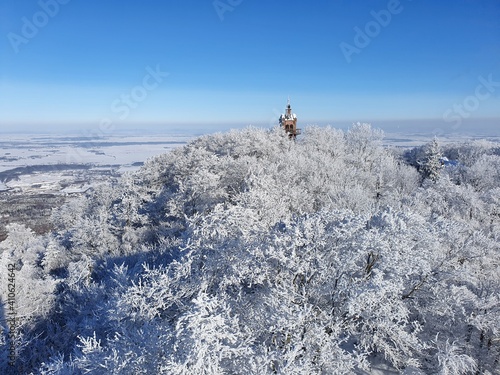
6 263 17 367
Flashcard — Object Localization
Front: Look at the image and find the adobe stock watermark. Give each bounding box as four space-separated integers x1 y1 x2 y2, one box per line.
339 0 404 63
7 0 71 54
213 0 243 21
107 65 169 121
66 65 169 164
443 74 500 130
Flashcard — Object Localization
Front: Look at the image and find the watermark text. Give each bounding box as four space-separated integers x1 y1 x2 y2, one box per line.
339 0 403 63
443 74 500 129
213 0 243 21
7 0 71 54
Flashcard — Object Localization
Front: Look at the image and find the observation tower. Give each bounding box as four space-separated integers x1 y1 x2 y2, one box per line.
279 98 301 139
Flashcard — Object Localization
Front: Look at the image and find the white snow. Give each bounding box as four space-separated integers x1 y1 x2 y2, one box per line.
0 133 192 172
0 133 192 195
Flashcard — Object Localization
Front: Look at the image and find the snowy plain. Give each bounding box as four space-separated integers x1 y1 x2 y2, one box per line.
0 133 193 194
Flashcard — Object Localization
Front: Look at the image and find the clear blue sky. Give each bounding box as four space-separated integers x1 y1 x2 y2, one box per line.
1 0 499 135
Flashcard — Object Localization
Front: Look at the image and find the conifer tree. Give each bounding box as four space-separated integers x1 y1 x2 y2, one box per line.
422 137 443 181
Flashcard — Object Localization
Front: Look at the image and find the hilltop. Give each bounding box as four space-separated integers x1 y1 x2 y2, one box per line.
1 125 499 374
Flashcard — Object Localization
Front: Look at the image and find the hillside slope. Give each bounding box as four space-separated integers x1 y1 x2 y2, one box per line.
1 125 499 374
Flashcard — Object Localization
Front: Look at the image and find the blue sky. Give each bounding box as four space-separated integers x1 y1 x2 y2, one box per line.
1 0 499 135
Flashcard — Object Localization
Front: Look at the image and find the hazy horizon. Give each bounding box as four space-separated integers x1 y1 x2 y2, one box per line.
1 117 498 138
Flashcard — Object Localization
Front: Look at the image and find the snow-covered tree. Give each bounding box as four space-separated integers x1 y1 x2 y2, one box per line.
2 125 499 374
421 137 443 182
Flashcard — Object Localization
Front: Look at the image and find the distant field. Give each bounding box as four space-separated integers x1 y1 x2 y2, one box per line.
0 133 193 173
0 133 192 241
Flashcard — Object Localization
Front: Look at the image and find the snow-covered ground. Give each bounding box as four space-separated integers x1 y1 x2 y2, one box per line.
0 133 192 194
383 132 500 147
0 133 192 172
